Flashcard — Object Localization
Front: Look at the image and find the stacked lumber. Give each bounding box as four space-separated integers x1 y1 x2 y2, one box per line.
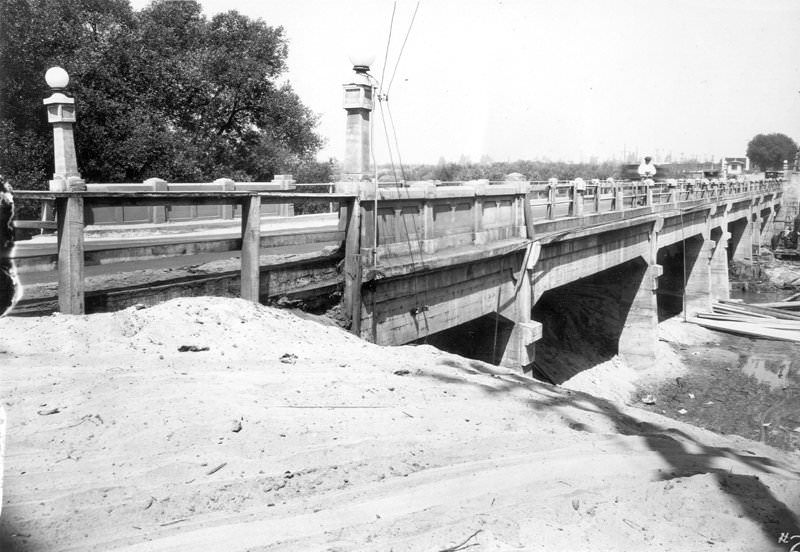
689 298 800 342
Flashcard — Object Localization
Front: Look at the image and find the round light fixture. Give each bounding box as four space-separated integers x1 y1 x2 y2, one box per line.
348 52 375 71
45 66 70 89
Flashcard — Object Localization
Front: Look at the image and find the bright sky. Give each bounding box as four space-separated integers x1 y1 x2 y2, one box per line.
132 0 800 164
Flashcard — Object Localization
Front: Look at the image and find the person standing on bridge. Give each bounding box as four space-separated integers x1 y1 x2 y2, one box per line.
637 156 657 179
636 156 657 205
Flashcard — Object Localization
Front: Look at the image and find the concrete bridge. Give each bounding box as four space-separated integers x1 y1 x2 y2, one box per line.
13 176 783 377
7 64 787 376
336 176 782 373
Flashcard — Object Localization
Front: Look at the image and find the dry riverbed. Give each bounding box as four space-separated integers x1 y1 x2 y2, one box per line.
1 297 799 551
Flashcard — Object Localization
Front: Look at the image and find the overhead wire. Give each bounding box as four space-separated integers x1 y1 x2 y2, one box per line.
369 0 430 341
385 0 421 97
378 2 397 97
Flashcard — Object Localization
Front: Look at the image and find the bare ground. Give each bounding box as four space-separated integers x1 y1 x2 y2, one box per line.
1 297 799 551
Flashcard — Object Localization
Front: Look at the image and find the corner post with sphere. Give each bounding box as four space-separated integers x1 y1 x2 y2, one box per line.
44 67 86 314
338 55 375 336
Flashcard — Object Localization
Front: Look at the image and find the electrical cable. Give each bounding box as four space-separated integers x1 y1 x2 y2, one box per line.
379 1 396 96
385 0 421 97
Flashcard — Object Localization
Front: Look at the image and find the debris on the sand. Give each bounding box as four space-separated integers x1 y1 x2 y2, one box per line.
178 345 210 352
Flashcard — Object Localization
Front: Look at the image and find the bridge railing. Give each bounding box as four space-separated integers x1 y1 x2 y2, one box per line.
349 180 529 264
53 176 299 226
10 176 782 316
10 190 359 316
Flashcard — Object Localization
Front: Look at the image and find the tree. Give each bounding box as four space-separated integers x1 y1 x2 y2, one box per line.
746 133 798 171
0 0 323 205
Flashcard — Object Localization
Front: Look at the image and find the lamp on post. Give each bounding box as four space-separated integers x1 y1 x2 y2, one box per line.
342 54 375 183
43 67 85 191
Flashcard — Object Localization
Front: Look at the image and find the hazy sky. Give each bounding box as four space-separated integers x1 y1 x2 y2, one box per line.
133 0 800 164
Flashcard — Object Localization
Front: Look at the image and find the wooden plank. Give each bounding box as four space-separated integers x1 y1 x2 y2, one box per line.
717 299 800 320
748 300 800 309
240 195 261 302
12 220 58 230
712 304 775 319
55 196 85 314
696 313 800 328
688 317 800 342
783 292 800 302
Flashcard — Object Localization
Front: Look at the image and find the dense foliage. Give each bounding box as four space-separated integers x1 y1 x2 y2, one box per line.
746 133 798 171
0 0 323 196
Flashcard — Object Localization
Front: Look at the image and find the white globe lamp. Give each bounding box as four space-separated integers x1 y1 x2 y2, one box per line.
45 66 70 90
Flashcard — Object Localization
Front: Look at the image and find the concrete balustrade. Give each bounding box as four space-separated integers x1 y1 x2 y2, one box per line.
353 180 530 265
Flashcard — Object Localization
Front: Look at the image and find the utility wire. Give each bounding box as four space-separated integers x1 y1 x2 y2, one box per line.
386 102 408 184
379 1 396 96
386 0 421 96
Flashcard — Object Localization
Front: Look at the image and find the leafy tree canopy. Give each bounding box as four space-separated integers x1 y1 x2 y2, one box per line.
0 0 323 192
746 133 798 171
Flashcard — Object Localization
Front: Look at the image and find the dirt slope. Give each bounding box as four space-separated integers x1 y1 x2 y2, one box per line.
1 297 798 551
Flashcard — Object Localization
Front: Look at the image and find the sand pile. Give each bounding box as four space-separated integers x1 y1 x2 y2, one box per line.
1 297 798 551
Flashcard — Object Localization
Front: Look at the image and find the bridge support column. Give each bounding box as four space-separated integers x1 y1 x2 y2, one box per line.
683 236 713 316
710 231 731 303
497 263 542 371
732 218 753 261
752 213 762 256
618 261 661 371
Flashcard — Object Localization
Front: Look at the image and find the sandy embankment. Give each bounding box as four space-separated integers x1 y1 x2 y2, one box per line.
1 297 799 552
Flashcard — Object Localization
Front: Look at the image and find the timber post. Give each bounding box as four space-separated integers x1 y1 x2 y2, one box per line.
240 194 262 302
55 195 85 314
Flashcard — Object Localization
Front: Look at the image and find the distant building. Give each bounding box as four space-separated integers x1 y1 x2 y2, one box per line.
721 157 747 176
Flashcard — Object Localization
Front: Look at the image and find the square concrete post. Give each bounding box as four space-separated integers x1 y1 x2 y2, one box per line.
421 182 437 254
615 184 625 211
214 178 236 219
146 178 168 223
572 180 584 217
272 175 295 217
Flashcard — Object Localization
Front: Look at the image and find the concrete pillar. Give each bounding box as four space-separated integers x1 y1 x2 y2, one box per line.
710 231 730 303
43 68 84 190
683 236 713 316
619 218 661 371
752 213 762 255
732 218 753 261
342 61 374 182
618 262 662 371
497 247 542 371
